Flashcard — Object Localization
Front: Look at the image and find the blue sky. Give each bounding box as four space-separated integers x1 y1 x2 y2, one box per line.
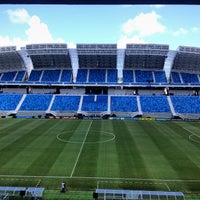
0 5 200 50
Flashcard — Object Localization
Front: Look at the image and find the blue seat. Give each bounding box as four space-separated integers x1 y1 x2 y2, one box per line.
19 94 52 111
140 95 171 113
0 94 23 110
107 69 118 83
81 95 108 112
111 96 138 112
171 96 200 114
28 70 42 81
51 95 80 111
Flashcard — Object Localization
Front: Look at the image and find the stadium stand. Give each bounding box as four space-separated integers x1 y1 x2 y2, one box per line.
19 94 53 111
41 69 61 82
110 96 138 113
51 95 80 112
81 95 108 113
60 69 72 82
0 43 199 120
107 69 118 83
28 70 43 82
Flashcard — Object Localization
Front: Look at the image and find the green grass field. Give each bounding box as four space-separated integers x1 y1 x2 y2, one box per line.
0 119 200 199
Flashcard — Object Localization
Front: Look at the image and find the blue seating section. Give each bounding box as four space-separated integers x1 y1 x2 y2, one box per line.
181 72 199 84
123 70 134 83
41 69 61 82
171 72 181 83
111 96 138 112
28 70 42 81
135 70 153 83
171 96 200 114
0 94 22 110
81 95 108 112
107 69 118 83
51 95 80 111
76 69 88 83
1 71 16 81
89 69 106 83
19 94 52 111
15 71 26 81
140 95 171 113
60 70 72 82
154 71 167 83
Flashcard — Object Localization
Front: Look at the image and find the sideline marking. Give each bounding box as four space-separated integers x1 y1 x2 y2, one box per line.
70 121 93 177
0 175 200 183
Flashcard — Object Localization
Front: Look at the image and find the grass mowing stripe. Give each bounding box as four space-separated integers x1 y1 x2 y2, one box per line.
96 121 120 178
147 121 200 190
70 120 93 177
0 120 49 170
23 120 68 176
0 120 34 144
125 121 178 180
114 121 150 179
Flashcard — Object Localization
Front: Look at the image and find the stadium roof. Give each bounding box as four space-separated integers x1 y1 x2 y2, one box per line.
0 46 26 72
124 44 169 70
77 44 117 69
172 46 200 72
26 43 72 69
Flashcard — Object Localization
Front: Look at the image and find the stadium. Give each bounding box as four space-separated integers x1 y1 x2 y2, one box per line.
0 43 200 199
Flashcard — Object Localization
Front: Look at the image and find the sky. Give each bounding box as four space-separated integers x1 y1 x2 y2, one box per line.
0 4 200 50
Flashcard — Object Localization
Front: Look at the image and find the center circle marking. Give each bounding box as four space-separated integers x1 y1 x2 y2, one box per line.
56 130 115 144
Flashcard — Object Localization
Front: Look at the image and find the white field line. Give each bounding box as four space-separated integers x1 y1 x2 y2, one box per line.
183 127 200 138
70 120 93 177
0 174 200 183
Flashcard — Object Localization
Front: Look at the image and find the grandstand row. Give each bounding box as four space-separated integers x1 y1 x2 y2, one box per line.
0 43 200 120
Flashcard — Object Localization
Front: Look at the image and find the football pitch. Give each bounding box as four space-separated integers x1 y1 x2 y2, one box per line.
0 119 200 194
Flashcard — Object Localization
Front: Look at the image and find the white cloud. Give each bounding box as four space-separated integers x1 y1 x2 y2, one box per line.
118 11 165 48
121 11 166 36
1 8 67 49
173 28 188 36
7 9 30 24
191 27 200 33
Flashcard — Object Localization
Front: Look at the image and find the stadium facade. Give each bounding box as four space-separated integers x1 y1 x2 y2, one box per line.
0 43 200 120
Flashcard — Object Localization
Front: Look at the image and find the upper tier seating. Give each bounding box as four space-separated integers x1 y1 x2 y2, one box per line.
81 95 108 112
51 95 80 111
107 69 118 83
123 70 134 83
41 69 61 82
60 70 72 82
171 72 181 83
140 95 171 113
111 96 138 112
1 71 16 81
181 72 199 84
0 94 22 110
135 70 153 83
19 94 53 111
15 71 26 81
171 96 200 114
28 70 42 81
89 69 106 83
76 69 88 83
154 71 167 83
